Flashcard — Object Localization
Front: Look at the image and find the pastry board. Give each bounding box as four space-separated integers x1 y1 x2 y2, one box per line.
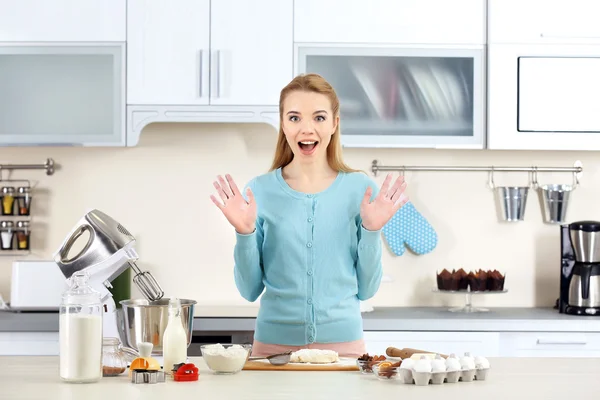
243 357 359 371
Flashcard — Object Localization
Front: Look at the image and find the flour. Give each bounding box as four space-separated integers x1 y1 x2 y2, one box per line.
202 344 249 373
59 313 103 382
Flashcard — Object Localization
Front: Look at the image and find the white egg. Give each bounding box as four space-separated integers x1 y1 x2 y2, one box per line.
475 355 490 369
414 356 432 373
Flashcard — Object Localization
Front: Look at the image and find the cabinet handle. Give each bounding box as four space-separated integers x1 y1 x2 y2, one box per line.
536 339 587 345
214 50 222 98
199 50 204 98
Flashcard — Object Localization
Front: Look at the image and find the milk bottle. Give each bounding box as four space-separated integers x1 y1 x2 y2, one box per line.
59 271 103 383
162 298 188 373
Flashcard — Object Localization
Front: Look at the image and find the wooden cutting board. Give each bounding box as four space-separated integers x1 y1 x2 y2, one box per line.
243 357 359 371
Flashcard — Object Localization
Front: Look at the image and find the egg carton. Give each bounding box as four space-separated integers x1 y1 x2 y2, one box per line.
400 366 489 386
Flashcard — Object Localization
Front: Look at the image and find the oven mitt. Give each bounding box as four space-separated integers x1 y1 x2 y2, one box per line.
382 201 438 256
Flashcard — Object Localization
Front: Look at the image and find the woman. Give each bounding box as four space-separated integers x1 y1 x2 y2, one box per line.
210 73 408 357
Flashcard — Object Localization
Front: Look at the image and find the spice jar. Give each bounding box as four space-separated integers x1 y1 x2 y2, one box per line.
0 221 14 250
1 187 15 215
16 221 30 250
102 337 139 377
17 187 31 216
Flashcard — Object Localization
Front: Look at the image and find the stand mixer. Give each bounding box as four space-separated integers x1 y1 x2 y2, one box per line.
53 209 164 339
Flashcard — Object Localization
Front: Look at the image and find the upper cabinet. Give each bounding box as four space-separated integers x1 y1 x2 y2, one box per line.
294 0 486 149
126 0 293 145
0 0 125 42
487 0 600 151
127 0 293 106
0 0 126 146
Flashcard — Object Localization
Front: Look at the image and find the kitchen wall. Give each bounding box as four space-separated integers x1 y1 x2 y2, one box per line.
1 122 598 312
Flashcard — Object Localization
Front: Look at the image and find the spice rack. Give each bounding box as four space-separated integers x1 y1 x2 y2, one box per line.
0 158 55 256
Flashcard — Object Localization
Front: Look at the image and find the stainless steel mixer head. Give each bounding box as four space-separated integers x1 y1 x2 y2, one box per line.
54 209 164 302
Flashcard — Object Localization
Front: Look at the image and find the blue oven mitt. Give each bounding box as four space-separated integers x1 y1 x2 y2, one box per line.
382 201 438 256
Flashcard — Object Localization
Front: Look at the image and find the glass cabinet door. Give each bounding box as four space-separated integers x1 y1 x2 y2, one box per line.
0 44 125 146
296 46 484 148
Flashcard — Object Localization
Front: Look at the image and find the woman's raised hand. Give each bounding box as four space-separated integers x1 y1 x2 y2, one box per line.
210 174 257 235
360 174 409 231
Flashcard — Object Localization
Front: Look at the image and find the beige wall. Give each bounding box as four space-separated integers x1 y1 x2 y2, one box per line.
1 122 598 313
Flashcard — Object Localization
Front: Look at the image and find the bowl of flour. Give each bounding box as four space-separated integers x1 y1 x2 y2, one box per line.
200 343 252 374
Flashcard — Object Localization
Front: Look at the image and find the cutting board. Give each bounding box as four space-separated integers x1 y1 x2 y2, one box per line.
243 357 359 371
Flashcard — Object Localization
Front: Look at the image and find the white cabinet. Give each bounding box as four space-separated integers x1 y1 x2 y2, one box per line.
499 332 600 358
363 331 500 357
0 332 59 356
0 0 125 42
294 0 485 45
127 0 210 106
127 0 293 106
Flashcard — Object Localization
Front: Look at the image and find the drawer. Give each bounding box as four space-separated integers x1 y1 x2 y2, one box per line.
500 332 600 357
363 331 500 357
0 332 59 356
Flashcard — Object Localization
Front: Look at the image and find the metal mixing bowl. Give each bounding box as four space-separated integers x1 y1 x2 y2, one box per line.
118 298 197 355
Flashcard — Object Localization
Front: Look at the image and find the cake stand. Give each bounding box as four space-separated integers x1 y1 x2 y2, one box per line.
432 288 508 313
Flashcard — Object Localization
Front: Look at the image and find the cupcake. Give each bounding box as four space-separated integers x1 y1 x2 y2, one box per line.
454 268 469 291
487 270 506 291
437 269 453 290
468 270 487 292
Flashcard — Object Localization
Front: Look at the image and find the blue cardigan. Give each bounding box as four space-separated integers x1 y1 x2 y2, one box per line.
234 167 383 346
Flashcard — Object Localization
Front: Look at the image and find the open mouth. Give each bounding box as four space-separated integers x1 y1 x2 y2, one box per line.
298 141 318 155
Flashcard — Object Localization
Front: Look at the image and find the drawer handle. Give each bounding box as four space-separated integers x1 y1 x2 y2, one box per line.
537 339 587 345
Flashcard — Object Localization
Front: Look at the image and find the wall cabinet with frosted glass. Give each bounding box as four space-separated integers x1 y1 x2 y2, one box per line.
293 0 486 149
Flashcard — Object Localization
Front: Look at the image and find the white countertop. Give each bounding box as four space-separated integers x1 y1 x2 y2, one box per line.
3 356 600 399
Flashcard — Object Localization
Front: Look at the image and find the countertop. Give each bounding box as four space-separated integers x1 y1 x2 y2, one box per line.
3 307 600 333
2 356 600 399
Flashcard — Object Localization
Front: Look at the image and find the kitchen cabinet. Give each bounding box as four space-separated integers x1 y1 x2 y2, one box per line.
294 0 485 45
499 332 600 358
127 0 293 106
0 0 125 42
0 332 59 356
487 0 600 150
295 0 486 149
363 331 500 357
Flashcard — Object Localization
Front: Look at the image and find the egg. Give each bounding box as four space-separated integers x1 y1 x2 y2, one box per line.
445 354 461 372
414 356 432 373
431 354 446 373
400 358 415 370
459 352 475 370
475 355 490 369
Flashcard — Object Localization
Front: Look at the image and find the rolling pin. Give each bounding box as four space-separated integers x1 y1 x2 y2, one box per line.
386 347 448 359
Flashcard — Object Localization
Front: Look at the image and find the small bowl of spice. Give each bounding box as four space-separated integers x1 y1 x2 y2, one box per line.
356 353 386 374
372 361 402 381
200 343 252 374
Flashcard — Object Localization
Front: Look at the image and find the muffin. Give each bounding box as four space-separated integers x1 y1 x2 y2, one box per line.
487 270 505 291
468 270 487 292
454 268 469 291
437 269 454 290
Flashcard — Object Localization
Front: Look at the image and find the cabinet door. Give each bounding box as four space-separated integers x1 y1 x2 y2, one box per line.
294 0 485 45
363 331 500 357
500 332 600 357
209 0 293 106
0 0 125 42
127 0 210 105
0 332 59 356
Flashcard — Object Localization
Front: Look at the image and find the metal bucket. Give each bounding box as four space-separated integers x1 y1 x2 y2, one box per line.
118 298 197 355
495 186 529 222
539 184 573 224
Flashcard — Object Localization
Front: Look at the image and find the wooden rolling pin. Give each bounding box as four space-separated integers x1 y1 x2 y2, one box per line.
386 347 448 359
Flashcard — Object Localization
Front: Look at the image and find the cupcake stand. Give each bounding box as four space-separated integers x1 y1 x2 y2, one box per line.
432 288 508 313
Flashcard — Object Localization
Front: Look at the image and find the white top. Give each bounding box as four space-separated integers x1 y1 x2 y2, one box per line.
3 356 599 399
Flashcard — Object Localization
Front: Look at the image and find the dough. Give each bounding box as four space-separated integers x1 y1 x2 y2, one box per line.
290 349 339 364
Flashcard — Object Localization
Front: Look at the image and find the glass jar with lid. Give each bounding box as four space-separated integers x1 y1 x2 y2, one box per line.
17 187 32 216
1 186 15 215
59 271 103 383
102 337 139 376
16 221 30 250
0 221 14 250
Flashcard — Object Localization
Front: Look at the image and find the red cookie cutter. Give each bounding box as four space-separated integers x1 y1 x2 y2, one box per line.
173 363 199 382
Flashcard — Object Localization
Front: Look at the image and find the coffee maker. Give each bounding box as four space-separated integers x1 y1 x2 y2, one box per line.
559 221 600 315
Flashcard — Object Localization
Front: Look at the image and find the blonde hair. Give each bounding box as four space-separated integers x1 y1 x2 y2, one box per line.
269 73 360 173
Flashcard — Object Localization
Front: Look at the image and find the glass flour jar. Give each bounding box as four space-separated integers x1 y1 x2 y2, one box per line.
59 271 103 383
